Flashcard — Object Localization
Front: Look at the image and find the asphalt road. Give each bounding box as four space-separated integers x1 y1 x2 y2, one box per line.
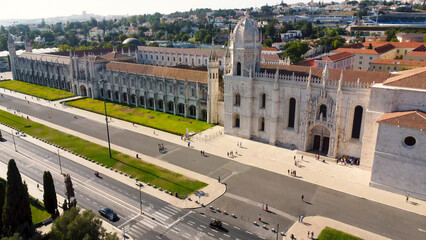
0 130 270 240
0 94 425 240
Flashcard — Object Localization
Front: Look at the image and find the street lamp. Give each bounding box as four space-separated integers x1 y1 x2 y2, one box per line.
99 80 112 158
11 130 17 152
58 149 63 175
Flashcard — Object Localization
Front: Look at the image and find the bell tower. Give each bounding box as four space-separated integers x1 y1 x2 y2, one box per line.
226 14 262 77
207 40 220 124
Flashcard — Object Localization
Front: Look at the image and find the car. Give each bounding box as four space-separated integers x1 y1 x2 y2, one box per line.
98 207 118 221
209 219 228 232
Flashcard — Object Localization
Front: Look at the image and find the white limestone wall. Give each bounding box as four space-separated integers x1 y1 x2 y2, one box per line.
361 85 426 169
370 124 426 200
217 101 225 125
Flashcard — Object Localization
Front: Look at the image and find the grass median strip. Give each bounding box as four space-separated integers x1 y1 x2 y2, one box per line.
65 98 214 136
0 109 207 197
0 80 74 101
318 227 363 240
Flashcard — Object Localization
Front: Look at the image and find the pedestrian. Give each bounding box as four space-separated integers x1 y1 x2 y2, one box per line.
227 152 229 157
237 142 239 147
136 154 139 159
258 214 261 222
301 156 303 161
37 183 39 189
235 149 238 155
294 155 296 160
294 170 296 176
188 141 190 147
288 169 290 175
262 202 264 210
301 195 304 202
200 150 203 155
265 204 268 211
298 215 301 222
406 194 409 203
181 135 183 140
153 130 156 135
311 231 314 238
294 161 297 166
301 215 304 222
308 231 310 238
217 176 220 183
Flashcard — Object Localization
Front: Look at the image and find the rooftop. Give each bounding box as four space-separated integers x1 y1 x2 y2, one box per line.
377 110 426 130
382 67 426 89
371 58 426 67
106 62 207 83
322 52 353 62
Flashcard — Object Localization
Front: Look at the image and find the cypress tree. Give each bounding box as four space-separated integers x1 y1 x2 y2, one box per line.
43 171 57 218
2 159 33 237
0 180 6 231
64 174 75 209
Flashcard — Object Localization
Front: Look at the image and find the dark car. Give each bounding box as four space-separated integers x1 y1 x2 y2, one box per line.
209 219 228 232
98 207 118 221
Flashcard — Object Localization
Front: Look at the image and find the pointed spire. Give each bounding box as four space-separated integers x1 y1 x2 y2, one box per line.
322 63 328 89
209 37 217 61
338 70 343 91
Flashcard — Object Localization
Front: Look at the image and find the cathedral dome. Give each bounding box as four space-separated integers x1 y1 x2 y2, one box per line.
230 17 261 50
122 38 143 46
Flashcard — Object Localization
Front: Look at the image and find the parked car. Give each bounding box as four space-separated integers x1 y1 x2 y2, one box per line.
209 219 228 232
98 207 118 221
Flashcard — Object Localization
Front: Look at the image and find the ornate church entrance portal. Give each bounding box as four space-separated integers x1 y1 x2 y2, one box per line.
309 125 330 155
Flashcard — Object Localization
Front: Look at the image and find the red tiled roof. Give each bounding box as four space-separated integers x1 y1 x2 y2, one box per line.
382 67 426 89
260 64 391 84
371 58 426 67
262 47 279 51
374 43 395 54
377 111 426 130
322 52 353 62
406 51 426 57
106 62 207 83
333 48 380 55
362 41 426 49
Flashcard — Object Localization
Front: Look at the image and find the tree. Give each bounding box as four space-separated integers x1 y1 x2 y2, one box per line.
424 34 426 43
265 22 276 39
263 38 273 47
301 22 313 38
282 41 309 64
50 207 119 240
367 43 373 49
2 159 33 238
194 29 208 42
43 171 58 218
0 179 5 230
64 174 75 210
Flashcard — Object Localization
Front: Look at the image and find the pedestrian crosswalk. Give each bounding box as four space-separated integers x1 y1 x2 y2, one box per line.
126 205 182 239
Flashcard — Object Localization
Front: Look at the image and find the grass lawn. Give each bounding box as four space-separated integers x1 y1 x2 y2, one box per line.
318 227 363 240
30 197 51 224
65 98 214 135
0 109 207 197
0 80 74 101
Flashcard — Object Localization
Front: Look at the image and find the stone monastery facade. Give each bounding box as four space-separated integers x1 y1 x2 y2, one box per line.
8 16 426 200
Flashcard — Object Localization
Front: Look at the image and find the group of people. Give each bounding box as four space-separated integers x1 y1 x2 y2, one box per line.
288 169 297 177
227 150 238 158
337 156 360 166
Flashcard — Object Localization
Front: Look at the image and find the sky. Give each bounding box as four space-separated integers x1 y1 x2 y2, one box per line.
0 0 322 20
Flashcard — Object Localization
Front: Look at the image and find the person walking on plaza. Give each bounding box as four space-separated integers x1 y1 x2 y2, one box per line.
406 194 409 203
311 231 314 238
301 195 304 202
308 231 310 238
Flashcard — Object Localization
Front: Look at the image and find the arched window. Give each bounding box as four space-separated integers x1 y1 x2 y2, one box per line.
158 99 164 110
122 92 128 102
100 88 104 97
234 114 240 128
260 93 266 109
288 98 296 128
234 93 241 106
319 104 327 120
351 106 363 139
201 109 207 121
168 101 174 113
189 105 196 118
148 98 154 109
107 90 112 99
259 117 265 131
201 89 207 101
178 103 185 115
130 94 136 105
140 96 145 106
236 62 241 76
114 91 119 101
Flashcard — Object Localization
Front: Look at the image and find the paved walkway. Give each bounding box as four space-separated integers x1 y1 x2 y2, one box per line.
283 216 390 240
1 88 425 218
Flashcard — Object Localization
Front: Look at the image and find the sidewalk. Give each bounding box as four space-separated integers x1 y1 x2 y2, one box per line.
283 216 390 240
1 88 425 216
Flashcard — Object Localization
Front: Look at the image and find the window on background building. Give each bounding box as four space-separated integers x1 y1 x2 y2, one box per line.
237 62 241 76
319 104 327 120
234 114 240 128
259 117 265 131
260 93 266 108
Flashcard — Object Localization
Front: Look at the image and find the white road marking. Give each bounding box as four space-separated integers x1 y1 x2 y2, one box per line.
208 232 214 236
419 228 426 233
233 226 241 230
118 214 141 228
197 227 203 231
258 236 266 239
200 225 206 228
222 222 229 226
211 229 218 233
246 231 253 235
224 233 230 238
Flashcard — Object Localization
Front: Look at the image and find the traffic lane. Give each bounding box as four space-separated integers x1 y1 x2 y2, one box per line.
203 194 293 238
183 212 268 240
2 130 189 225
0 145 134 227
307 187 426 240
0 95 232 175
